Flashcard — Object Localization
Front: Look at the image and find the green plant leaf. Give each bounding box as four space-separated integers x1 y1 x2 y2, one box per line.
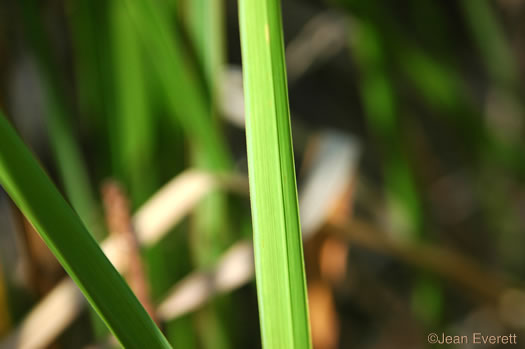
0 112 171 349
110 0 157 206
18 0 101 237
238 0 312 347
122 0 231 171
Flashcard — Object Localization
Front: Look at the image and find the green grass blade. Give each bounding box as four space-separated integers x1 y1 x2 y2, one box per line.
460 1 517 90
67 1 117 339
185 0 225 99
238 1 312 347
349 17 442 324
0 113 171 349
123 0 231 171
182 0 231 268
350 19 422 239
18 0 101 237
67 0 114 135
110 0 156 206
184 1 233 348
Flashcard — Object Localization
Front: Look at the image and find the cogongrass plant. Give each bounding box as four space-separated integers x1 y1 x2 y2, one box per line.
0 112 171 349
238 0 312 347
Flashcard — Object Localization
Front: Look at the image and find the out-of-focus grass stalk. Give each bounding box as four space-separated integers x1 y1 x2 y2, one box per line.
184 0 231 270
67 0 114 140
185 1 232 348
460 1 525 270
460 1 518 90
18 0 100 237
67 0 115 340
238 0 312 347
350 20 421 241
378 10 525 178
350 19 442 323
342 0 525 178
398 45 525 159
374 3 525 274
122 0 232 172
110 1 156 206
122 0 234 346
0 112 171 348
400 45 525 175
0 264 10 337
346 0 525 265
406 0 450 56
458 0 525 172
185 0 224 100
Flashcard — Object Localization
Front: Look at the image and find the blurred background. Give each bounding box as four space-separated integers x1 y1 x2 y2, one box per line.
1 0 525 348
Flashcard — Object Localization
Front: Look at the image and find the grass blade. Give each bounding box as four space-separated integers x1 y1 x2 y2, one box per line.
110 0 157 206
185 0 225 99
123 0 231 171
349 17 442 323
18 0 101 236
184 1 233 348
349 19 422 240
238 0 312 347
460 1 518 90
0 112 171 349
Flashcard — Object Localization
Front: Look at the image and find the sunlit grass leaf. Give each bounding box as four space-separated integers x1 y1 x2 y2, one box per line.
238 0 312 347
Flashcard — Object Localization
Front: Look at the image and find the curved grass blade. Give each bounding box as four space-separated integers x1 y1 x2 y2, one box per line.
238 0 312 347
0 112 171 349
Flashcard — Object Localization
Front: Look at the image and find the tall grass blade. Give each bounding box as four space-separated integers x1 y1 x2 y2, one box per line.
350 19 422 239
0 113 171 349
123 0 231 171
18 0 101 237
67 1 116 339
238 0 312 347
184 1 233 348
460 1 518 90
110 1 156 206
185 0 225 100
349 18 442 323
67 0 114 136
